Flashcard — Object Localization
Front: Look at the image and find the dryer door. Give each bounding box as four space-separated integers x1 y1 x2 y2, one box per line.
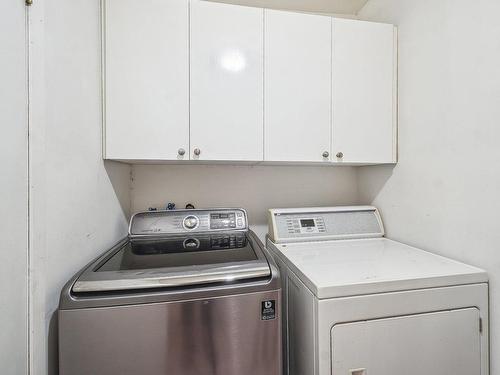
331 308 481 375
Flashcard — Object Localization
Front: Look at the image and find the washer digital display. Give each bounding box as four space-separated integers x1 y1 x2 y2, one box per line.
210 213 236 229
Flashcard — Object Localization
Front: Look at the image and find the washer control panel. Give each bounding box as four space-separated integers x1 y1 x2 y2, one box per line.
130 208 247 236
268 206 384 244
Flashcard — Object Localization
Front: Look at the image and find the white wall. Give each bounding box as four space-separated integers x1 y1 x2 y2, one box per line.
131 164 359 239
29 0 130 374
358 0 500 373
0 1 28 374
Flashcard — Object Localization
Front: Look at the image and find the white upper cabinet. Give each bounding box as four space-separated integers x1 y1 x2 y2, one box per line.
104 0 189 161
332 19 397 164
190 0 264 161
103 1 397 165
264 10 332 162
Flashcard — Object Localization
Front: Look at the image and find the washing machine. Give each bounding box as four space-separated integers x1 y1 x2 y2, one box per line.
59 208 281 375
266 206 488 375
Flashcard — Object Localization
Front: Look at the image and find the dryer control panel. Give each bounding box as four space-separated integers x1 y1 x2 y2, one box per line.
268 206 384 244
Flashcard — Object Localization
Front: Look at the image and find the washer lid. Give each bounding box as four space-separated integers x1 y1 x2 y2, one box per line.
272 238 487 299
73 232 270 293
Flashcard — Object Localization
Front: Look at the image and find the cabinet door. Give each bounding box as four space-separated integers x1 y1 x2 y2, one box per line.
104 0 189 161
190 0 264 161
332 19 397 164
264 10 331 162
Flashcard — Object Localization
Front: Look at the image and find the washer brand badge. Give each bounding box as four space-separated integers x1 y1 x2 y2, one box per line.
261 300 276 320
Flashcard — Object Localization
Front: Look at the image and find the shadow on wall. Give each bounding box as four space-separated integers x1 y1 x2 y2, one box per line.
129 164 361 225
48 312 59 375
357 164 395 204
104 161 131 219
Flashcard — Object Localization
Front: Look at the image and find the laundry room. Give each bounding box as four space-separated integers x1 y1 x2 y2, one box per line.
1 0 499 374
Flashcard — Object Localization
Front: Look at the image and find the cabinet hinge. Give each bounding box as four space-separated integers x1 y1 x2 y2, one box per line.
25 0 33 6
479 318 483 333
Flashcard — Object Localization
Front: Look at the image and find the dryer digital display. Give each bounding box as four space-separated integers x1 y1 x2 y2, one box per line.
300 219 315 228
298 218 319 234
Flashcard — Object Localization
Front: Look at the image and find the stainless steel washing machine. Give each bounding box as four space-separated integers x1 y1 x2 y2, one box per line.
59 208 281 375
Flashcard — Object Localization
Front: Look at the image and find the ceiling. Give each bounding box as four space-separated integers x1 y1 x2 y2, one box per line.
206 0 370 15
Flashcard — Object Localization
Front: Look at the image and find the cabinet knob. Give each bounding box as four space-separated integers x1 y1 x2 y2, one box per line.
336 152 344 159
322 151 330 158
193 148 201 156
178 148 186 156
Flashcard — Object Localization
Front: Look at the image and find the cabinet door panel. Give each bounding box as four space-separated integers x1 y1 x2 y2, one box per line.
104 0 189 160
332 19 396 164
264 10 331 162
190 0 264 161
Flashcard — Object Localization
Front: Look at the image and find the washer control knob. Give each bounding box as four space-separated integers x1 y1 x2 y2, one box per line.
183 238 200 249
178 148 186 156
336 152 344 159
193 148 201 156
183 215 199 230
322 151 330 158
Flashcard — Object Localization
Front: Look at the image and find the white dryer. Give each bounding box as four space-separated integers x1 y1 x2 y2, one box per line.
266 206 488 375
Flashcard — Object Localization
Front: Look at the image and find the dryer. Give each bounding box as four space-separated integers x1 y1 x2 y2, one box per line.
266 206 488 375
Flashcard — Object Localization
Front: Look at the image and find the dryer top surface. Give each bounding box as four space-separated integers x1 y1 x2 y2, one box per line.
269 237 487 298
